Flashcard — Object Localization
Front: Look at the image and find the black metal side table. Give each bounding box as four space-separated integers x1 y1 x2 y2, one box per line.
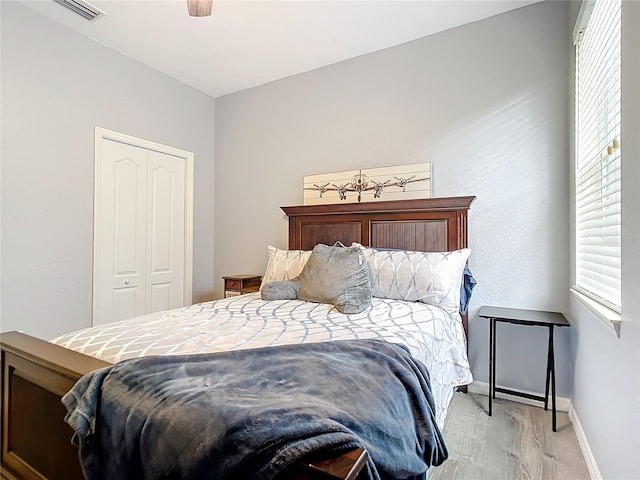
478 306 570 432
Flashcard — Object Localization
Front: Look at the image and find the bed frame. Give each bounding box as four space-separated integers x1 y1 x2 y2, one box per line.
0 196 474 480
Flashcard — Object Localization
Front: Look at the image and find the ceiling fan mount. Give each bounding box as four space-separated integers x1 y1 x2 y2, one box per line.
187 0 213 17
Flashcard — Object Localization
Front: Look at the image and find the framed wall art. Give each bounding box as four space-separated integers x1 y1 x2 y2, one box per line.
303 162 431 205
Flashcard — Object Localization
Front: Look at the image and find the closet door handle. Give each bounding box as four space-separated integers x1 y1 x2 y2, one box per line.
124 280 130 285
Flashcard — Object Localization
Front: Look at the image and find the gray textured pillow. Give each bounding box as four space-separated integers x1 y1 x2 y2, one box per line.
297 243 372 314
260 279 299 301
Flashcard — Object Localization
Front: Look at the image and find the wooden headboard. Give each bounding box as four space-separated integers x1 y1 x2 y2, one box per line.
282 196 474 251
282 195 475 341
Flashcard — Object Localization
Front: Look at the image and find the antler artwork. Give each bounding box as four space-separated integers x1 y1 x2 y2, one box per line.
307 173 427 202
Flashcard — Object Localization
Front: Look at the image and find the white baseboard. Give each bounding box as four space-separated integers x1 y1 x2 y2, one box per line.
468 380 571 412
569 404 602 480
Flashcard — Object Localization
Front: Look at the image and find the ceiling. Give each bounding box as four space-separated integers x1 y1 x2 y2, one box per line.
21 0 542 98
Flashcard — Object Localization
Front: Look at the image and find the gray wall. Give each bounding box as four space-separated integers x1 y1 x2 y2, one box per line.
1 2 216 340
216 1 573 397
568 2 640 478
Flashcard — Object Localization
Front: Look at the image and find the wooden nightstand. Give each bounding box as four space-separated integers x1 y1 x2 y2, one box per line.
223 274 262 298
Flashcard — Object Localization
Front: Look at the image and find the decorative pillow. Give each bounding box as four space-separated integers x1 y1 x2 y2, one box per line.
357 245 471 315
297 244 372 314
260 246 311 290
261 279 300 301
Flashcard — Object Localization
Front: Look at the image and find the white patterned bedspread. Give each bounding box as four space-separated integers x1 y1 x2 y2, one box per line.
53 294 472 427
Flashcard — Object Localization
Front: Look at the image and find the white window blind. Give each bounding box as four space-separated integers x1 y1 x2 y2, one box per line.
575 0 621 310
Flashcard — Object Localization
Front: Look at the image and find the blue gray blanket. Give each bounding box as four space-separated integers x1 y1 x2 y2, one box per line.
62 339 447 480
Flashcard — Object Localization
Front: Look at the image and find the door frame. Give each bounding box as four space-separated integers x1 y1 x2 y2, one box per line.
93 127 194 325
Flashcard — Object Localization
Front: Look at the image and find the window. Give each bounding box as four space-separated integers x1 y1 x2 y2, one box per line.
574 0 622 311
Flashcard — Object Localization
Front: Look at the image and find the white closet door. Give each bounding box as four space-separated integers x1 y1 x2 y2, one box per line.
146 150 185 313
95 139 147 325
94 129 193 327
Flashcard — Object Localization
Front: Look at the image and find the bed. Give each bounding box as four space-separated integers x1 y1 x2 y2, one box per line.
0 195 475 480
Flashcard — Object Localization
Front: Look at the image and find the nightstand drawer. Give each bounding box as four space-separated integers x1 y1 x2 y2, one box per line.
225 279 242 290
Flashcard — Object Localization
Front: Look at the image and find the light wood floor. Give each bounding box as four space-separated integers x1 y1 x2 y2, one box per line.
430 393 590 480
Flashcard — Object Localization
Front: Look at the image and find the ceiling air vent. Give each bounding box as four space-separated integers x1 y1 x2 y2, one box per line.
53 0 105 21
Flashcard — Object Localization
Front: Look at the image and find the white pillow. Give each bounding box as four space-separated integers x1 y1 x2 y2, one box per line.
260 246 312 290
358 245 471 315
